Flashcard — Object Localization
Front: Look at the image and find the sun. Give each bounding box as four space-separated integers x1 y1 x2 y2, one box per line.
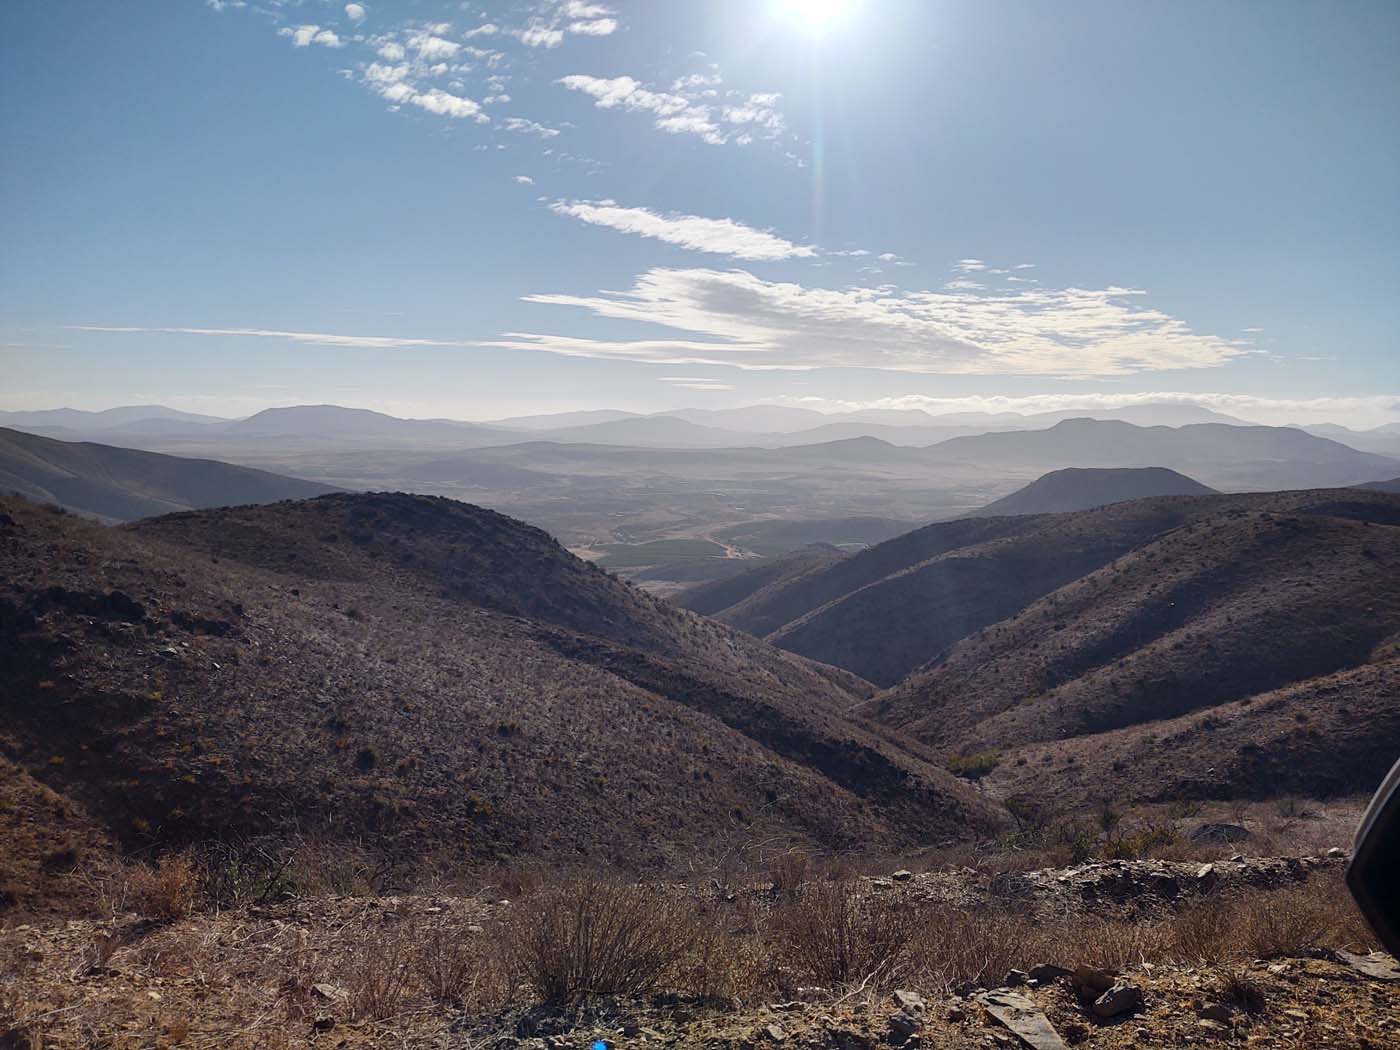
779 0 859 33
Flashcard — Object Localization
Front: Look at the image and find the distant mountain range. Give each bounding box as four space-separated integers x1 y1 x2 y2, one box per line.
0 427 338 521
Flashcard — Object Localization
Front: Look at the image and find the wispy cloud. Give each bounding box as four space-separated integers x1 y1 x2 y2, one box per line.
658 376 735 390
549 200 816 260
505 117 562 138
513 174 535 185
487 268 1248 377
557 73 783 147
70 326 462 351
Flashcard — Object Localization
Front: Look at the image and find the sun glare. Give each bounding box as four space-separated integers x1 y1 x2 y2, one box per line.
780 0 858 33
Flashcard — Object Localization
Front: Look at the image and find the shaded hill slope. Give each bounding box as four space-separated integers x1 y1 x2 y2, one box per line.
859 491 1400 801
0 427 338 522
974 467 1216 517
985 656 1400 812
746 500 1222 686
0 493 1002 898
678 545 847 617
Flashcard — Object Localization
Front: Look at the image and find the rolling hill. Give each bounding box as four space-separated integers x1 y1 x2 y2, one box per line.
974 467 1217 517
0 427 338 522
0 491 1003 908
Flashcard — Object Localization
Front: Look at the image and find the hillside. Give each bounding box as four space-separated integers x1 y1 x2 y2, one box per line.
0 492 1003 908
974 466 1217 517
677 545 847 617
858 490 1400 804
0 427 338 522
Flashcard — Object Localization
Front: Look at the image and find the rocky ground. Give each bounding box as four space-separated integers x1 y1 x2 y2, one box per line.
3 855 1397 1050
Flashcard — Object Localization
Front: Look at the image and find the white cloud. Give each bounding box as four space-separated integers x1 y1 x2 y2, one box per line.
464 23 500 37
514 175 535 185
406 31 460 60
549 200 816 261
281 25 343 48
952 259 987 273
345 4 366 22
505 117 562 138
658 376 735 390
409 87 487 120
564 1 613 15
376 41 405 60
557 73 783 147
71 326 461 350
517 23 565 48
569 18 618 35
488 268 1249 377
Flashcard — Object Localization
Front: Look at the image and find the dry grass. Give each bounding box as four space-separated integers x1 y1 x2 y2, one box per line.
769 880 911 987
504 876 703 1003
124 853 198 922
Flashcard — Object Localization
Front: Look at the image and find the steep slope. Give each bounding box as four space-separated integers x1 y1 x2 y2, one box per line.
703 515 1048 640
863 490 1400 771
766 499 1221 686
0 493 1002 895
678 545 848 617
986 656 1400 811
974 467 1217 517
0 427 338 522
1362 477 1400 493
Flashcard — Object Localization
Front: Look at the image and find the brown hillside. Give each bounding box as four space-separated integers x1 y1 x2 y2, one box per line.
676 544 847 618
987 655 1400 811
766 498 1220 686
0 493 1002 904
863 492 1400 750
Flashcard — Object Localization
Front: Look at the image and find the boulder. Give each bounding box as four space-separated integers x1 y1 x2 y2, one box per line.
1091 983 1143 1018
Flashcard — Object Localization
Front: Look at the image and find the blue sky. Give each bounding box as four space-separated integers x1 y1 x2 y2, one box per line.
2 0 1397 424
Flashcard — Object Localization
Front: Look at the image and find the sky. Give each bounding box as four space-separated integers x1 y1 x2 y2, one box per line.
2 0 1398 426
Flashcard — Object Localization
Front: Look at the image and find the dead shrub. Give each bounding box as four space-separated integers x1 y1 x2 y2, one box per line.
1168 897 1232 965
907 905 1037 991
505 877 697 1003
770 881 910 987
1214 968 1267 1014
127 854 198 921
768 851 812 896
413 921 503 1009
344 927 415 1021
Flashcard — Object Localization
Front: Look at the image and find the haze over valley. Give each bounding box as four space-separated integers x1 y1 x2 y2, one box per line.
4 2 1399 1047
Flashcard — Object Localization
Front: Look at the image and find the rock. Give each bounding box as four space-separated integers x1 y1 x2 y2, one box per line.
1189 823 1253 844
826 1029 874 1050
977 989 1069 1050
312 1016 335 1033
1195 863 1215 880
990 872 1034 899
1028 963 1071 983
1003 968 1029 986
761 1023 787 1043
1091 983 1143 1018
310 983 347 1002
1283 1008 1309 1021
892 990 925 1014
1325 847 1346 860
946 1006 966 1023
870 878 894 890
1336 950 1400 981
886 1012 922 1045
892 869 913 882
1070 965 1115 1002
1197 1003 1233 1023
1196 1019 1229 1036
